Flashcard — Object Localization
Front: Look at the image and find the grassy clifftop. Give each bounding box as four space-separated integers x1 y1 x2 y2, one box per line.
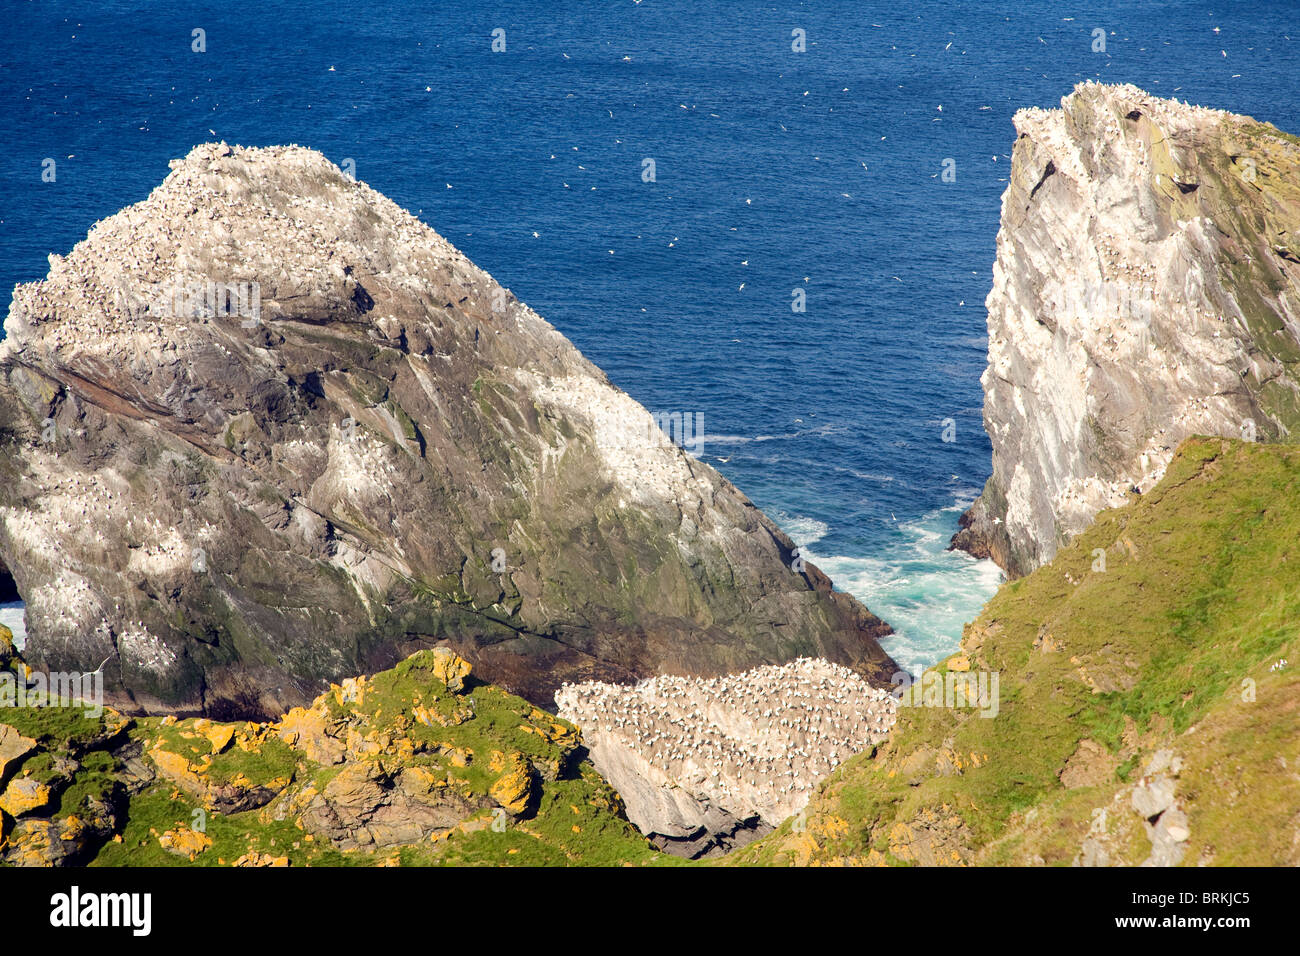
0 644 666 866
736 436 1300 866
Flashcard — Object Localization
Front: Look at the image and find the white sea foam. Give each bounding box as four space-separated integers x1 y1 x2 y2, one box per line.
696 433 756 445
789 501 1003 678
701 423 841 447
0 601 27 650
776 514 831 548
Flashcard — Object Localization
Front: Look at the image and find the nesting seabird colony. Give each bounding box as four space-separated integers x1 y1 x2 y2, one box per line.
556 656 897 853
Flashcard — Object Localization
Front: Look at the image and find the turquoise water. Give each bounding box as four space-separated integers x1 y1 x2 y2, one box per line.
781 503 1003 677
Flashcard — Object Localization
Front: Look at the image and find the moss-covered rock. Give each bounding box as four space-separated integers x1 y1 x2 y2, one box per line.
0 647 665 866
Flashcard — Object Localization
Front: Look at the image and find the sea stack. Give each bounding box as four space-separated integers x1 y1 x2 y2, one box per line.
0 144 896 718
953 82 1300 576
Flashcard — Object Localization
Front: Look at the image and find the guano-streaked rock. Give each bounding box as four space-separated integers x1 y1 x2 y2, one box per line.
953 83 1300 576
0 143 896 718
556 657 898 858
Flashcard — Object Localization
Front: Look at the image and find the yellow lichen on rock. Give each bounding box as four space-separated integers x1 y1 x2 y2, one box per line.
158 826 213 861
413 701 473 728
489 753 534 815
401 764 444 794
2 822 53 866
888 822 917 861
276 706 345 765
0 724 37 783
0 777 53 817
430 647 471 693
148 745 207 797
520 719 580 749
193 719 236 755
333 676 367 709
811 814 851 841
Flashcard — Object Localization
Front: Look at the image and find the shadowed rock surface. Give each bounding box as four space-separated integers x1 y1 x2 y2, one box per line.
0 143 895 718
953 83 1300 576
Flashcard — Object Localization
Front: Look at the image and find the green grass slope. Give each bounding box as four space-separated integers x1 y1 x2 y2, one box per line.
735 437 1300 866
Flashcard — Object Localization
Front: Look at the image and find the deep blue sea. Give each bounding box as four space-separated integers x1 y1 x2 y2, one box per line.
2 1 1297 672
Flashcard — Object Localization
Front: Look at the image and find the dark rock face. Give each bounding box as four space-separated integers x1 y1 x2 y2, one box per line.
947 494 1013 572
651 812 772 861
0 556 18 603
0 144 895 718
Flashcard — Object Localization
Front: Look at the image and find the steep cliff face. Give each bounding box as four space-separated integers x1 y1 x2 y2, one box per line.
0 144 895 718
953 83 1300 576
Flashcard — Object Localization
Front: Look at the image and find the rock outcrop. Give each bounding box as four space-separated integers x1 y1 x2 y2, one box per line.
1078 748 1191 868
0 646 661 866
556 657 897 858
0 143 895 718
953 83 1300 576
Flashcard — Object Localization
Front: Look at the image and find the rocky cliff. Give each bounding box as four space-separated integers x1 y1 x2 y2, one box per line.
0 143 895 718
953 83 1300 576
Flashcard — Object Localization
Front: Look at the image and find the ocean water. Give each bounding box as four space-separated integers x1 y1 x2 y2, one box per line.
0 603 25 650
2 2 1297 674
